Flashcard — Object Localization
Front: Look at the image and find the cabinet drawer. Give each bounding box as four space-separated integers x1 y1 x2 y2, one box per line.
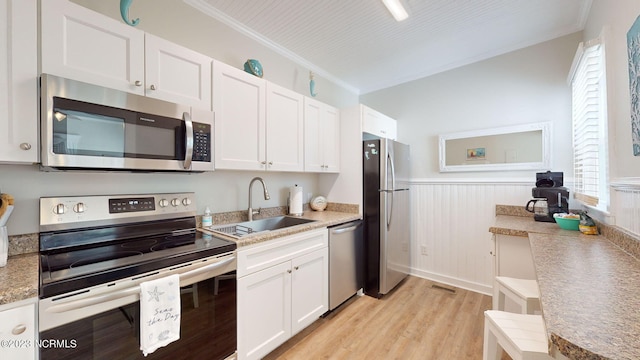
237 228 328 277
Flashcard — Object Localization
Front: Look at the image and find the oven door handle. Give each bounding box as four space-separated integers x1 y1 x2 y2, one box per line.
179 255 235 281
45 256 235 314
46 287 141 314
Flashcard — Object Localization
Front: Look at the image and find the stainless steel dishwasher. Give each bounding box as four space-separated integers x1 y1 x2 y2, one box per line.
329 220 364 310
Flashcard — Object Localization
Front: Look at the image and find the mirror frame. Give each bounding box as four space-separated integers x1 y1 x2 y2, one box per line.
438 122 552 172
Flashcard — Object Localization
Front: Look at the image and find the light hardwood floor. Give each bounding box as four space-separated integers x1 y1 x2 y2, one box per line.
264 276 495 360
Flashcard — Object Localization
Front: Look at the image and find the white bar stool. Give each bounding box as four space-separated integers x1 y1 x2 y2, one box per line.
483 310 551 360
493 276 540 314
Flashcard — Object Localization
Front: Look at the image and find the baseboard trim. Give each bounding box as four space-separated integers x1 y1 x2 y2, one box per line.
410 268 493 296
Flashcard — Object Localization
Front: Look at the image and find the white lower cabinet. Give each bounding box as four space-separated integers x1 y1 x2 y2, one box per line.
237 229 328 360
0 299 37 360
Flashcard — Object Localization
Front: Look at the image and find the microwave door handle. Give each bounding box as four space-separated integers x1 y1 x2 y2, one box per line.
183 111 193 170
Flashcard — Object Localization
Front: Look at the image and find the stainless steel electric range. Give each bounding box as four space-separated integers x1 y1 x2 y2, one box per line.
38 193 237 360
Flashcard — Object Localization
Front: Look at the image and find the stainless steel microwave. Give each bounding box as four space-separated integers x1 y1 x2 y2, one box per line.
40 74 213 172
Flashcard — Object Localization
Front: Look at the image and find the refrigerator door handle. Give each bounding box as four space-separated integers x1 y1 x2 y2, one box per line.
387 152 396 228
388 152 396 191
387 191 394 228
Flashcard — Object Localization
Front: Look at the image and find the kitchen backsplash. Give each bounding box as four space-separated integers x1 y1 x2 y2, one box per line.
7 233 38 257
6 203 360 258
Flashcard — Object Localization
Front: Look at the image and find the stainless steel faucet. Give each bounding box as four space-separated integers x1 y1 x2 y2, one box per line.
248 177 270 221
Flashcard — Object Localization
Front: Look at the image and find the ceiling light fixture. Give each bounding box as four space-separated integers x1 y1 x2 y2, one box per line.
382 0 408 21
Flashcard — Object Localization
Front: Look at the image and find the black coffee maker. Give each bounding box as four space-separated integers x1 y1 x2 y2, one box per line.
526 171 569 222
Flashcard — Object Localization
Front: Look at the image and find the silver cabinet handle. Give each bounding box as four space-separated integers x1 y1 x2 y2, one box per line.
134 80 142 86
12 324 26 335
19 143 31 150
150 84 156 90
268 161 273 165
261 161 267 165
287 269 292 274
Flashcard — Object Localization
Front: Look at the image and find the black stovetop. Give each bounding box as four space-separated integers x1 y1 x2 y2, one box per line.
39 217 236 298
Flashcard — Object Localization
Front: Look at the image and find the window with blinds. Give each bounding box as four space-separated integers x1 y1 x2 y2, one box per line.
569 39 608 208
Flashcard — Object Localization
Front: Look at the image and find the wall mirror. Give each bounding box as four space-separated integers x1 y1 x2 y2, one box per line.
438 122 551 172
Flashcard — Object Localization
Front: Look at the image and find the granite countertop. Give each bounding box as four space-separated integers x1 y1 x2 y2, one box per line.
0 253 39 306
491 209 640 360
529 232 640 360
490 215 585 237
200 210 362 247
0 208 359 307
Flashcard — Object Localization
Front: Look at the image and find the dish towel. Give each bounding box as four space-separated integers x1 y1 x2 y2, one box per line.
139 274 181 356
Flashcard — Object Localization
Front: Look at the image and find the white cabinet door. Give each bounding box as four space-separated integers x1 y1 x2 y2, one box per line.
0 0 37 163
304 97 340 173
144 34 212 110
291 247 328 335
322 105 341 172
237 261 292 360
213 60 266 170
494 234 536 280
362 105 397 140
266 83 304 172
0 301 36 360
40 0 145 95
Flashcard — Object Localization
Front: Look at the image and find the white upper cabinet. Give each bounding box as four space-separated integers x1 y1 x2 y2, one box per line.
304 97 340 173
0 0 38 164
213 60 266 171
266 82 304 172
362 104 397 140
41 0 212 109
41 0 145 95
213 60 304 172
144 34 212 110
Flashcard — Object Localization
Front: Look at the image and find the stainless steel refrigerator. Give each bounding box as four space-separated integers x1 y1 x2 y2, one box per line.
363 138 411 298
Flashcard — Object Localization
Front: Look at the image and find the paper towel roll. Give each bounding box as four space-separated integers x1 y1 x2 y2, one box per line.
289 185 303 216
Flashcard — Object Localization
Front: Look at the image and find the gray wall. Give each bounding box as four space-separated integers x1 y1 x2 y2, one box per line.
360 32 581 180
582 0 640 180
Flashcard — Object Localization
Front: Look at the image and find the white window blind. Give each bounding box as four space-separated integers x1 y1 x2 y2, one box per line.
569 40 608 208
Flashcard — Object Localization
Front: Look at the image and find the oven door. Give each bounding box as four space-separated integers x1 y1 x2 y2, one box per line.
39 253 236 360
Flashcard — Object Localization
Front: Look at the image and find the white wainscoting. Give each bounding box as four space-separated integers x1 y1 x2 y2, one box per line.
611 178 640 236
409 179 533 295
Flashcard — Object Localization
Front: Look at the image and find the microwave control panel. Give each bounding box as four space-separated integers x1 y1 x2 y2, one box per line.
193 123 211 162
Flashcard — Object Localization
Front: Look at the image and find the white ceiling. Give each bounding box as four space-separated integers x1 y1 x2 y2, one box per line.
186 0 592 94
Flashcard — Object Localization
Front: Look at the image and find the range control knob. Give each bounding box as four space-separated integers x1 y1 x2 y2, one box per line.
53 203 65 215
73 202 86 213
182 198 192 206
171 198 180 207
159 199 169 208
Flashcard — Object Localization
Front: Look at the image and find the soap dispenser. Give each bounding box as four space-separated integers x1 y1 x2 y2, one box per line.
202 207 212 228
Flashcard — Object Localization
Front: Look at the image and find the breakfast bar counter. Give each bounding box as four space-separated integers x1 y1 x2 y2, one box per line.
529 232 640 360
490 208 640 359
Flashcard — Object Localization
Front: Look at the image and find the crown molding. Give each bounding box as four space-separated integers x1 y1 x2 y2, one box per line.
184 0 360 95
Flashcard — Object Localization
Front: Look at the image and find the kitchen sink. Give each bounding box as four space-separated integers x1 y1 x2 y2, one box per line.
208 216 316 238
